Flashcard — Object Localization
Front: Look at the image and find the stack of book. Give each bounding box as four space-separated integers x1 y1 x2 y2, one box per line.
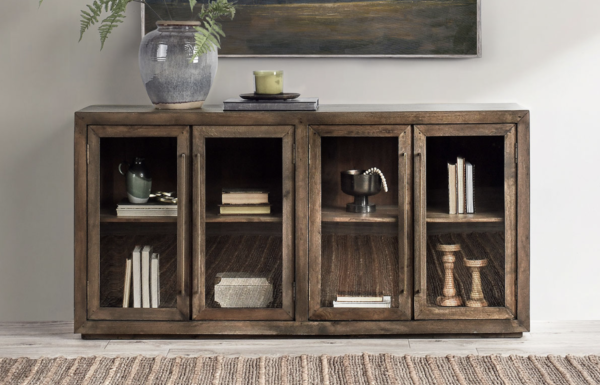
223 97 319 111
448 157 475 214
116 201 177 217
332 295 391 308
123 245 161 308
218 189 271 215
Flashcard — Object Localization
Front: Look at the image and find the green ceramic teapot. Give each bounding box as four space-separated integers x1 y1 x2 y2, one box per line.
118 158 152 204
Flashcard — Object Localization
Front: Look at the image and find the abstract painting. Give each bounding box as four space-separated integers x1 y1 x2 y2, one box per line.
143 0 480 57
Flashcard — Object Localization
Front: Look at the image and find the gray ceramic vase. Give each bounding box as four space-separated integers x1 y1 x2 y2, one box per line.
119 158 152 204
139 21 218 110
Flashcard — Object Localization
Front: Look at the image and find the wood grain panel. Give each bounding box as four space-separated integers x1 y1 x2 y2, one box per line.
413 128 427 313
295 122 310 322
308 127 322 319
517 113 531 331
76 105 528 128
503 127 517 318
310 125 411 137
416 124 514 136
78 319 528 336
87 129 101 317
74 115 87 332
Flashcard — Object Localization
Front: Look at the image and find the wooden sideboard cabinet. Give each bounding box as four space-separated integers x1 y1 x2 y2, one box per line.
74 104 530 337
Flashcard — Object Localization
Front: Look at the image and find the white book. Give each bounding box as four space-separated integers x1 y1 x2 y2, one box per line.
333 302 392 308
151 253 160 308
466 161 475 214
457 157 465 214
336 296 383 302
333 296 392 308
122 257 132 308
141 245 153 308
132 245 142 308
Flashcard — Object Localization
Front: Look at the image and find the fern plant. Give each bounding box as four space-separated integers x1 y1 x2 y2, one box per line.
39 0 235 55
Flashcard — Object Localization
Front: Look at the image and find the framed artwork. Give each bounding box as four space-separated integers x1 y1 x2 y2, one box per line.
142 0 480 57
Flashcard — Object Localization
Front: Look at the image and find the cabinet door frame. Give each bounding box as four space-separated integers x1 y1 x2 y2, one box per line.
308 125 413 321
192 126 295 321
413 124 517 320
87 125 190 321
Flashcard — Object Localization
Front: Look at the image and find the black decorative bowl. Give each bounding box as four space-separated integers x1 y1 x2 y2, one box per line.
340 170 382 213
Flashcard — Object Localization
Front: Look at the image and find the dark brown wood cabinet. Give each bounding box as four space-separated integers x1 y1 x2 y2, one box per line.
74 104 530 337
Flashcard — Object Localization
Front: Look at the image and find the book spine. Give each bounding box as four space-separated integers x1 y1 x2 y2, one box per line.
470 165 476 213
142 246 152 308
151 253 160 309
448 163 457 215
457 157 465 214
463 161 467 214
132 246 141 308
122 257 132 308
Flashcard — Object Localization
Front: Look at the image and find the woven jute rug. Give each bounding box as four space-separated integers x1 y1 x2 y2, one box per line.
1 354 599 385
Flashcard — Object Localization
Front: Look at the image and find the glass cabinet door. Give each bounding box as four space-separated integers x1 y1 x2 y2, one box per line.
414 124 517 320
308 125 412 321
87 126 190 320
192 126 295 321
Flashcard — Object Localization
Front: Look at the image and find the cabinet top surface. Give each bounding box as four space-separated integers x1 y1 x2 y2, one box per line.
77 103 527 114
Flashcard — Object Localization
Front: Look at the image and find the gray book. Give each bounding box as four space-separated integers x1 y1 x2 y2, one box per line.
223 97 319 111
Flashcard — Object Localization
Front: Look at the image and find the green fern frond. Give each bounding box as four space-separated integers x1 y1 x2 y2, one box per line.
98 1 128 50
191 19 224 61
79 1 104 41
189 0 197 12
211 20 225 38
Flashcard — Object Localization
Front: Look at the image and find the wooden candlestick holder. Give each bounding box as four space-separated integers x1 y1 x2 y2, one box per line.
435 244 463 307
464 258 489 307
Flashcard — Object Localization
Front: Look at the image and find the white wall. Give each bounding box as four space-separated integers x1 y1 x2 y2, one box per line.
1 0 599 321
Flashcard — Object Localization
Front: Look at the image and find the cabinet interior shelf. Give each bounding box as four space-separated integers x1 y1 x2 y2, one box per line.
100 208 177 223
322 205 398 223
426 207 504 223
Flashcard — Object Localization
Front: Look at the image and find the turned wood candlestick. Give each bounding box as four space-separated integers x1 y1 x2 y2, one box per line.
435 244 463 307
464 258 489 307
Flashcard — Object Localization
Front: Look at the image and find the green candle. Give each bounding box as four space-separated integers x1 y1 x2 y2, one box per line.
254 70 283 94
